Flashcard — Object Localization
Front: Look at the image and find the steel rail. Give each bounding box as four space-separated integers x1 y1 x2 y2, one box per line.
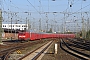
60 39 90 60
19 41 53 60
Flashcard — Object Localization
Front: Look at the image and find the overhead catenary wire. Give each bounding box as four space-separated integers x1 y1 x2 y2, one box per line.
61 1 90 22
7 0 30 11
63 0 80 12
39 0 44 13
27 0 44 19
3 0 37 24
2 0 90 32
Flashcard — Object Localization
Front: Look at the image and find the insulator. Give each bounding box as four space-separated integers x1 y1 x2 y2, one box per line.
52 0 55 1
83 0 86 1
70 5 72 7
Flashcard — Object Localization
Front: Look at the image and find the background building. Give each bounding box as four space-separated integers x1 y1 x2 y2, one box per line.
2 24 28 30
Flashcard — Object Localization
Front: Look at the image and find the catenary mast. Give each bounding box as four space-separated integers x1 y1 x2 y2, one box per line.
0 0 3 43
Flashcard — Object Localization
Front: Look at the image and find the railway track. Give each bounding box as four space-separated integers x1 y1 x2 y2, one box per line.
0 39 53 60
67 38 90 51
19 41 53 60
0 43 29 60
60 39 90 60
0 39 49 60
0 43 24 60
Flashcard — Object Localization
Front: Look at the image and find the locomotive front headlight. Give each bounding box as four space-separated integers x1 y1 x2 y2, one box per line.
23 36 25 37
19 36 22 37
19 36 25 37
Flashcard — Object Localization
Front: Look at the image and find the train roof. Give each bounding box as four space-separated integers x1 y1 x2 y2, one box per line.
28 30 53 34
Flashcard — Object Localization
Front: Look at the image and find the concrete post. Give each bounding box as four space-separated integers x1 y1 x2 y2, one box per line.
55 43 58 54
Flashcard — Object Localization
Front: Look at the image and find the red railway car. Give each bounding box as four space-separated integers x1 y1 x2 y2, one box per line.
18 31 75 41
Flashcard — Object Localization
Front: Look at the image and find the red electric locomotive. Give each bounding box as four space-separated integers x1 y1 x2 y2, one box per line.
18 32 43 41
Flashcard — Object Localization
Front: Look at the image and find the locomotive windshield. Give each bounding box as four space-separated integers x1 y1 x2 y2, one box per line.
19 32 25 35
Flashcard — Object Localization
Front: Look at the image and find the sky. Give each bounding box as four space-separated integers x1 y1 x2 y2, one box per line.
1 0 90 32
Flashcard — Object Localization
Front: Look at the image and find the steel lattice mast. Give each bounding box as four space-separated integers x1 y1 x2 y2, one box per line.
0 9 2 43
